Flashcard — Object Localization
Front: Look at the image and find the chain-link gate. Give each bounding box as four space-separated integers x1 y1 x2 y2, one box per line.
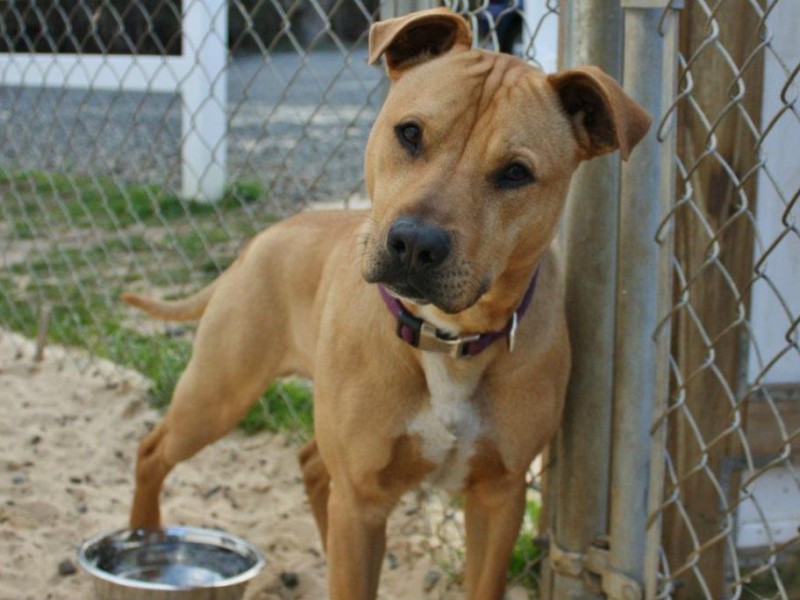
652 1 800 598
543 1 799 599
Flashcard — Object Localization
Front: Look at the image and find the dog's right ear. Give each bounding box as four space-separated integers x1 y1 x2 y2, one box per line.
368 8 472 80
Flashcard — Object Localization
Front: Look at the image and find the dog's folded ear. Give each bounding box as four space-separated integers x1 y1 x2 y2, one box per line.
368 8 472 80
548 66 652 161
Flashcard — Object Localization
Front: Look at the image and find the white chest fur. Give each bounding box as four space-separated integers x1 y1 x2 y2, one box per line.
408 353 482 493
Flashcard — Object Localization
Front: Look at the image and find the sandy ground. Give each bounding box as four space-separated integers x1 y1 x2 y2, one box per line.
0 329 521 600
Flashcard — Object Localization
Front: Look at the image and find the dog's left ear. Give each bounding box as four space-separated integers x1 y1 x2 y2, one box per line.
548 66 652 161
368 8 472 80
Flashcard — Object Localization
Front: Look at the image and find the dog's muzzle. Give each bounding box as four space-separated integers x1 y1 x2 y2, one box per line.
369 217 452 304
363 217 488 312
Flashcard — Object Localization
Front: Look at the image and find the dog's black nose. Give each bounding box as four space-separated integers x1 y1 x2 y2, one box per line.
387 218 451 270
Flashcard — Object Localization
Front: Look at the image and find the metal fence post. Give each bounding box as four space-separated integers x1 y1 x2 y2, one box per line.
643 6 680 598
547 1 624 598
609 2 679 598
181 0 228 202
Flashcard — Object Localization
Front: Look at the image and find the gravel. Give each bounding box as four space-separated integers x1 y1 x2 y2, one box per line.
57 558 77 577
0 48 385 207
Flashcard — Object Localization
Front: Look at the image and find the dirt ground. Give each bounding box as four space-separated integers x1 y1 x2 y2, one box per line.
0 329 533 600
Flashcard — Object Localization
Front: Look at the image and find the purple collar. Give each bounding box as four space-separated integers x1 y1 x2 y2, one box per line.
378 269 539 358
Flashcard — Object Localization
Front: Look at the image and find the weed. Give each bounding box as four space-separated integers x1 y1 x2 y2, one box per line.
0 169 273 233
508 499 543 590
240 379 314 437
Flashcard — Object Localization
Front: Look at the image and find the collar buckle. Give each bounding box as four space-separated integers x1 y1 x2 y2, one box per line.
417 322 481 358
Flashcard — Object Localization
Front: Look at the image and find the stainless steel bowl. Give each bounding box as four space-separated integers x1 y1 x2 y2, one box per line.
77 526 265 600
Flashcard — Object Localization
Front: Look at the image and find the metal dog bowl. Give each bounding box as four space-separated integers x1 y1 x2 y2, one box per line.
77 526 265 600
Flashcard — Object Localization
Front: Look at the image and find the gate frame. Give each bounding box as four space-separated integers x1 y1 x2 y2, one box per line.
544 1 680 598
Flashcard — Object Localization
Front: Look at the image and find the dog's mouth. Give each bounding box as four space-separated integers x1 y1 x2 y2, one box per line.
383 281 432 306
379 274 489 314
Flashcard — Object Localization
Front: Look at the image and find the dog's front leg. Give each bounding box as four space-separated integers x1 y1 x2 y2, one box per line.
298 438 331 549
464 477 527 600
326 484 388 600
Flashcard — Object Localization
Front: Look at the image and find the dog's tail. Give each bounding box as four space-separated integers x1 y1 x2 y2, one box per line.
121 280 218 322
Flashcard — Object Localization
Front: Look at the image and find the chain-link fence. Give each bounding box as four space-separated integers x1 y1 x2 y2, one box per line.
2 1 797 598
650 1 800 597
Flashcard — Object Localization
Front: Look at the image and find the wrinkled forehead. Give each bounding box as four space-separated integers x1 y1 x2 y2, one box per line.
384 51 545 114
380 50 573 166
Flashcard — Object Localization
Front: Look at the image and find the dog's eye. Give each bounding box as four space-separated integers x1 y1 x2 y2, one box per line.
497 163 534 189
395 123 422 156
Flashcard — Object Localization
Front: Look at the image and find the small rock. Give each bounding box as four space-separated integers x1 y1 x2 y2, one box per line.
386 552 399 570
423 569 441 592
279 571 299 589
166 326 187 339
76 502 88 514
121 400 143 419
29 435 42 446
203 485 222 500
11 473 26 485
58 559 77 577
69 476 82 485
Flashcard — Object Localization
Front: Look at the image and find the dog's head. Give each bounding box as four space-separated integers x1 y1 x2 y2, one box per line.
360 8 651 318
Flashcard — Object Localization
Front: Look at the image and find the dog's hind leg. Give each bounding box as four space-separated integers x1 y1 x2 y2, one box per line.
298 438 331 549
129 363 279 528
130 422 171 528
129 282 289 529
129 360 274 528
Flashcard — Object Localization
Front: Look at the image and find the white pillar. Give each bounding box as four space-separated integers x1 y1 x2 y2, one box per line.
180 0 228 202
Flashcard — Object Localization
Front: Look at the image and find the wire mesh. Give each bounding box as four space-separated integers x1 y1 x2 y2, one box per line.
651 1 800 598
0 1 558 595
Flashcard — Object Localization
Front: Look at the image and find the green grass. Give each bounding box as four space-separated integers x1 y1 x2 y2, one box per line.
508 499 543 589
428 494 542 592
240 379 314 436
0 168 311 437
0 168 269 236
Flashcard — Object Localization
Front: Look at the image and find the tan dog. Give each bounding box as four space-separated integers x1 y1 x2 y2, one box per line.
122 8 650 599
